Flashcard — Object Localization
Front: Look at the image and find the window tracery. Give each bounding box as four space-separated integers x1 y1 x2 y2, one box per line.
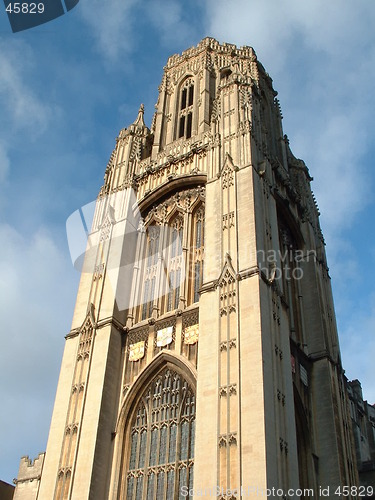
123 368 195 499
135 189 204 322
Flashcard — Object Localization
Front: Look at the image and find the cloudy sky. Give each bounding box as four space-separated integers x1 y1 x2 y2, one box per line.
0 0 374 484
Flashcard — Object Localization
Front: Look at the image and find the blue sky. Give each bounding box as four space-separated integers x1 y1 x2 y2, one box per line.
0 0 374 485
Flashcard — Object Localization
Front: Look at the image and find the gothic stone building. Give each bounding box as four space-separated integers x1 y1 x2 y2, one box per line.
14 38 358 499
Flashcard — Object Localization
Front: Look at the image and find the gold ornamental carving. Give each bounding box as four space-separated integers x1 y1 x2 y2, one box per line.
129 341 145 362
184 324 199 345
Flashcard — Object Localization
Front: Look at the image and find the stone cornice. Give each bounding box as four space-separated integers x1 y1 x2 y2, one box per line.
66 316 125 339
96 317 125 333
308 350 341 369
14 474 41 484
65 329 80 340
165 37 257 71
137 140 209 180
236 266 260 280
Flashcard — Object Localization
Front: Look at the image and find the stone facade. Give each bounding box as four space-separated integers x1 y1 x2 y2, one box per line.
347 380 375 496
16 38 358 499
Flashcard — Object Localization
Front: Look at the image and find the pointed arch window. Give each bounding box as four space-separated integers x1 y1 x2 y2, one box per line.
124 368 195 499
178 79 194 140
134 191 205 322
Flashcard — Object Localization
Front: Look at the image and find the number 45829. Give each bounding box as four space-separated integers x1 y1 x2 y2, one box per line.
5 3 45 14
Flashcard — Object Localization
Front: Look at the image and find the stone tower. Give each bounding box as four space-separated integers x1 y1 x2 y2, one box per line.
23 38 357 499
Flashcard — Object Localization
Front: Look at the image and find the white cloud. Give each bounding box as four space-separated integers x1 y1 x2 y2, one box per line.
0 223 78 482
286 0 375 56
0 40 52 133
79 0 138 62
79 0 201 63
205 0 375 65
294 108 371 234
142 0 196 47
0 142 10 183
0 39 58 194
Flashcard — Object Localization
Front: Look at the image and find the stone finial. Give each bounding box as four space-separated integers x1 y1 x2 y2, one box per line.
133 103 146 129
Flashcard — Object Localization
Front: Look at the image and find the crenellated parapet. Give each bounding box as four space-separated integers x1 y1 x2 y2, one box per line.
15 453 45 483
13 453 45 500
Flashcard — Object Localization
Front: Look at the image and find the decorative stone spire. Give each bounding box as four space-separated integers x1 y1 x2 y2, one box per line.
133 103 145 129
117 103 149 141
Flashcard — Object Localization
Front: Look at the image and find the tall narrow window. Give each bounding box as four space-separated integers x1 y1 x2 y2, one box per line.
191 208 204 303
178 79 194 139
167 217 183 312
278 221 303 343
141 225 160 320
181 88 187 110
124 368 195 499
